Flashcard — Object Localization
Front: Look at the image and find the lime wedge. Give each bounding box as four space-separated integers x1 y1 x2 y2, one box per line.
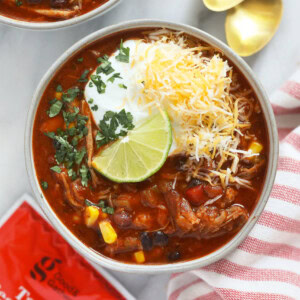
92 110 172 183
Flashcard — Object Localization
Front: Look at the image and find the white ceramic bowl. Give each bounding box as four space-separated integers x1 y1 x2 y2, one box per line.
0 0 120 30
25 19 279 273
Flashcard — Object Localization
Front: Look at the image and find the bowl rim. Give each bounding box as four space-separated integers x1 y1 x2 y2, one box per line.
0 0 121 30
25 19 279 273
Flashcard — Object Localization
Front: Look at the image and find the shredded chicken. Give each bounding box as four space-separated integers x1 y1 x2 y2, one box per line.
160 180 247 237
89 168 100 188
55 171 84 209
220 187 238 208
164 190 199 233
196 205 248 238
239 157 266 179
140 186 170 230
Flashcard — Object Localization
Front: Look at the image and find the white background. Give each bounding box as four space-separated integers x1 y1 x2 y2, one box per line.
0 0 300 299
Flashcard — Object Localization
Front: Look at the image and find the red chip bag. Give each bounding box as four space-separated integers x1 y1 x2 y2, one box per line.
0 195 134 300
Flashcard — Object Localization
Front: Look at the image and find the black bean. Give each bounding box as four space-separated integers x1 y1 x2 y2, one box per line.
153 231 168 246
50 0 67 8
113 210 132 228
168 251 181 262
140 232 153 251
187 178 201 189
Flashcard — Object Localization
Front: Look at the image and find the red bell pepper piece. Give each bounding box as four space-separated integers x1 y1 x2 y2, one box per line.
185 185 206 206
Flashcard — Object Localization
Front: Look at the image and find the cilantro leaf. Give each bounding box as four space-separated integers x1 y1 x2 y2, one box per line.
88 98 94 104
85 199 105 208
90 75 106 94
67 168 77 181
48 100 63 118
62 87 80 103
50 166 62 173
97 55 114 75
41 181 48 190
15 0 22 6
79 164 89 187
44 132 55 139
77 57 83 63
118 83 127 89
96 109 134 147
91 105 98 111
84 199 114 214
107 73 122 83
115 40 130 63
63 107 79 127
102 206 114 215
75 147 87 165
56 84 63 92
78 69 90 83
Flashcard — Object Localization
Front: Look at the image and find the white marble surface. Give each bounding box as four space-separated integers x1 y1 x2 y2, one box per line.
0 1 300 299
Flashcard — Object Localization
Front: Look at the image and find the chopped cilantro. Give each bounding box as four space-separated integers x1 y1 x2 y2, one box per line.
49 98 57 105
62 87 80 103
79 164 89 187
75 147 87 165
91 105 98 111
85 199 114 214
63 107 79 127
15 0 22 6
115 40 130 63
48 100 63 118
85 199 105 208
77 57 83 63
97 55 114 75
97 55 108 64
90 75 106 94
41 181 48 190
78 69 90 83
88 98 94 104
89 82 93 87
67 127 77 136
67 168 77 181
102 206 114 215
71 136 79 147
56 84 63 92
107 73 122 83
50 166 62 173
96 109 134 147
44 132 55 139
44 130 78 165
119 83 127 89
82 126 89 136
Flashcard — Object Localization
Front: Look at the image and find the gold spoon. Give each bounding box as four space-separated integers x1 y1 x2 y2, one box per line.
225 0 283 57
203 0 245 12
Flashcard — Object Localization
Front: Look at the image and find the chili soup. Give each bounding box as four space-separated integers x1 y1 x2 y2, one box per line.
0 0 112 23
32 27 269 265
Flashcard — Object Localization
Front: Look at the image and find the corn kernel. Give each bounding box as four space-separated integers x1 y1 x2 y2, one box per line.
134 251 145 264
99 221 117 244
55 92 62 100
84 206 99 227
249 141 263 154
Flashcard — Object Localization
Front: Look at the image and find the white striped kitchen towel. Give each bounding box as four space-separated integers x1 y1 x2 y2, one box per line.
167 68 300 300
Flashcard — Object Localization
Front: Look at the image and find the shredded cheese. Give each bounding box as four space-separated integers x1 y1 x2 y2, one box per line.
132 34 253 187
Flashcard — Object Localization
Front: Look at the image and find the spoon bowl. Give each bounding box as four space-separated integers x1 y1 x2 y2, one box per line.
203 0 245 12
225 0 283 56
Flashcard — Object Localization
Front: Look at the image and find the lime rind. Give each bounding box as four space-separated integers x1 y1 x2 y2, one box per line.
92 110 172 183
